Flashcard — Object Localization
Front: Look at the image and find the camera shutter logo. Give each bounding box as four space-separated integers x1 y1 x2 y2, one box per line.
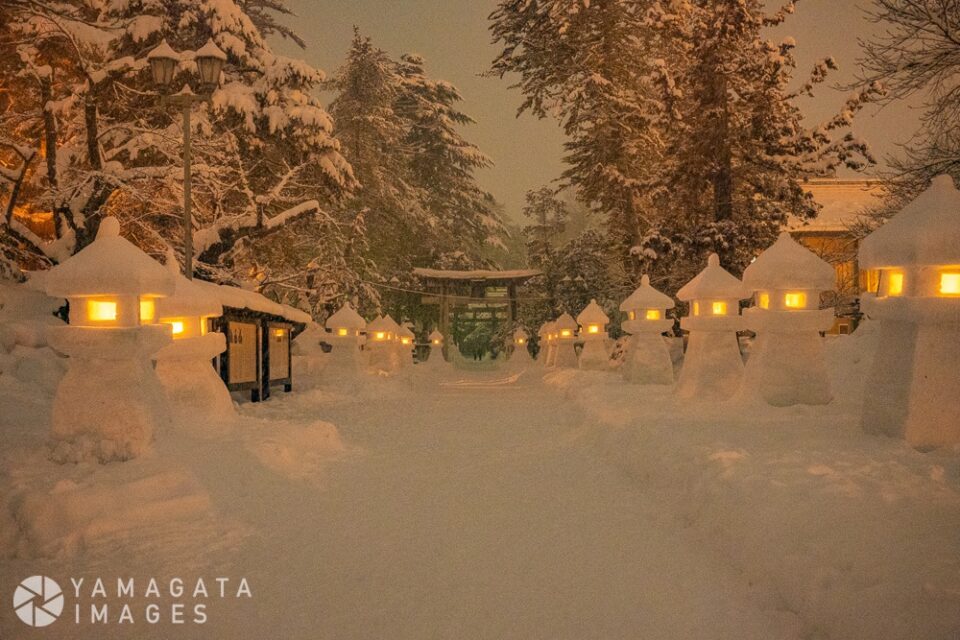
13 576 64 627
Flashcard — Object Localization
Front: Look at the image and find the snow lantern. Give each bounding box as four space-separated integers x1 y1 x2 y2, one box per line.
153 256 233 426
742 232 835 406
397 321 416 367
675 253 750 400
536 322 551 366
553 313 579 368
421 329 449 373
511 327 533 366
620 275 675 385
858 175 960 448
576 300 610 370
324 302 366 374
44 217 175 462
366 315 400 374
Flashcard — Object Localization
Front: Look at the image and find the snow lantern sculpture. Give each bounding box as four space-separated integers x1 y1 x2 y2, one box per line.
536 322 551 366
153 256 233 425
324 302 366 374
552 313 579 368
859 175 960 448
576 300 610 370
44 217 175 462
675 253 750 400
620 275 675 385
512 327 533 365
420 329 448 372
366 315 399 374
742 232 835 406
397 322 416 366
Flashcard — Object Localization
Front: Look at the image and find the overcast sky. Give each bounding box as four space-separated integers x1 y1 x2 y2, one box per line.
273 0 922 223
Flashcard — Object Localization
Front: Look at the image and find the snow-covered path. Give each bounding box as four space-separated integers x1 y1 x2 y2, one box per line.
227 374 797 639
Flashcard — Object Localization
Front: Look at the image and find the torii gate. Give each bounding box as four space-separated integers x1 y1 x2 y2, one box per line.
412 268 541 354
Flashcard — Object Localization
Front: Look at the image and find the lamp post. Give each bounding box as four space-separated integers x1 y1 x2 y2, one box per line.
146 38 226 280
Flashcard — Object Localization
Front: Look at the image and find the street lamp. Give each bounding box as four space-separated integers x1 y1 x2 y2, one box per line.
146 38 226 279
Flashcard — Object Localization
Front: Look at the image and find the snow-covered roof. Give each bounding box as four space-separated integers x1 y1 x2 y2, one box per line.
676 254 750 301
413 267 541 281
193 280 311 324
155 258 222 318
538 322 551 337
743 232 835 291
620 275 675 311
576 299 609 325
147 39 180 61
428 329 444 342
554 313 578 331
44 217 176 298
324 302 365 330
397 323 415 339
514 327 528 340
860 175 960 268
789 179 884 233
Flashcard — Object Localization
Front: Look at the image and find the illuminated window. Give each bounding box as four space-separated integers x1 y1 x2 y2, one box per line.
757 292 769 309
337 328 348 336
784 293 806 309
400 337 411 345
940 272 960 295
432 339 441 345
517 338 526 344
139 298 155 322
169 320 184 335
560 329 572 337
627 311 636 321
88 300 117 322
693 302 700 316
375 331 386 340
712 301 727 315
887 271 904 297
645 309 661 320
587 325 600 334
273 328 285 338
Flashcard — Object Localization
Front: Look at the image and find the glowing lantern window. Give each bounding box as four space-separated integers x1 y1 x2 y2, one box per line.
645 309 661 320
375 331 386 340
757 293 769 309
400 337 412 345
783 293 806 309
432 339 441 345
273 329 285 338
337 328 348 337
627 311 636 321
587 325 600 334
887 272 904 297
139 299 155 323
712 301 727 315
168 320 185 335
88 300 118 322
940 272 960 295
693 302 700 316
517 338 526 345
560 329 572 338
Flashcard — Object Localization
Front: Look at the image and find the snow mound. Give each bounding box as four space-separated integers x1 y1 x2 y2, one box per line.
243 418 344 481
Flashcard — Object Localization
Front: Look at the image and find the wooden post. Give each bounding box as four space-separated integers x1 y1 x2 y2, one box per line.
440 280 450 359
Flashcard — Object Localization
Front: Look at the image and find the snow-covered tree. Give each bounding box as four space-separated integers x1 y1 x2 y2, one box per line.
0 0 353 284
490 0 671 277
521 187 567 268
394 53 503 256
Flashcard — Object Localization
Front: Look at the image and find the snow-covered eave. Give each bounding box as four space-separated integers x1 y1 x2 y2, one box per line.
413 267 541 282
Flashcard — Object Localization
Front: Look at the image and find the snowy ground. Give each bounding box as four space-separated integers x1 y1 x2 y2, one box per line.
2 326 960 639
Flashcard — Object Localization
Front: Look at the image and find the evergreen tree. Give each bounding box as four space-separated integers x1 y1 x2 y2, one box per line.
394 53 503 256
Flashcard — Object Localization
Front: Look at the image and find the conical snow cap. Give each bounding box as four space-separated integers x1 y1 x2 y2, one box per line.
743 232 835 291
325 302 366 330
676 253 750 302
576 299 609 325
554 312 578 331
860 175 960 268
620 275 675 311
45 217 175 298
